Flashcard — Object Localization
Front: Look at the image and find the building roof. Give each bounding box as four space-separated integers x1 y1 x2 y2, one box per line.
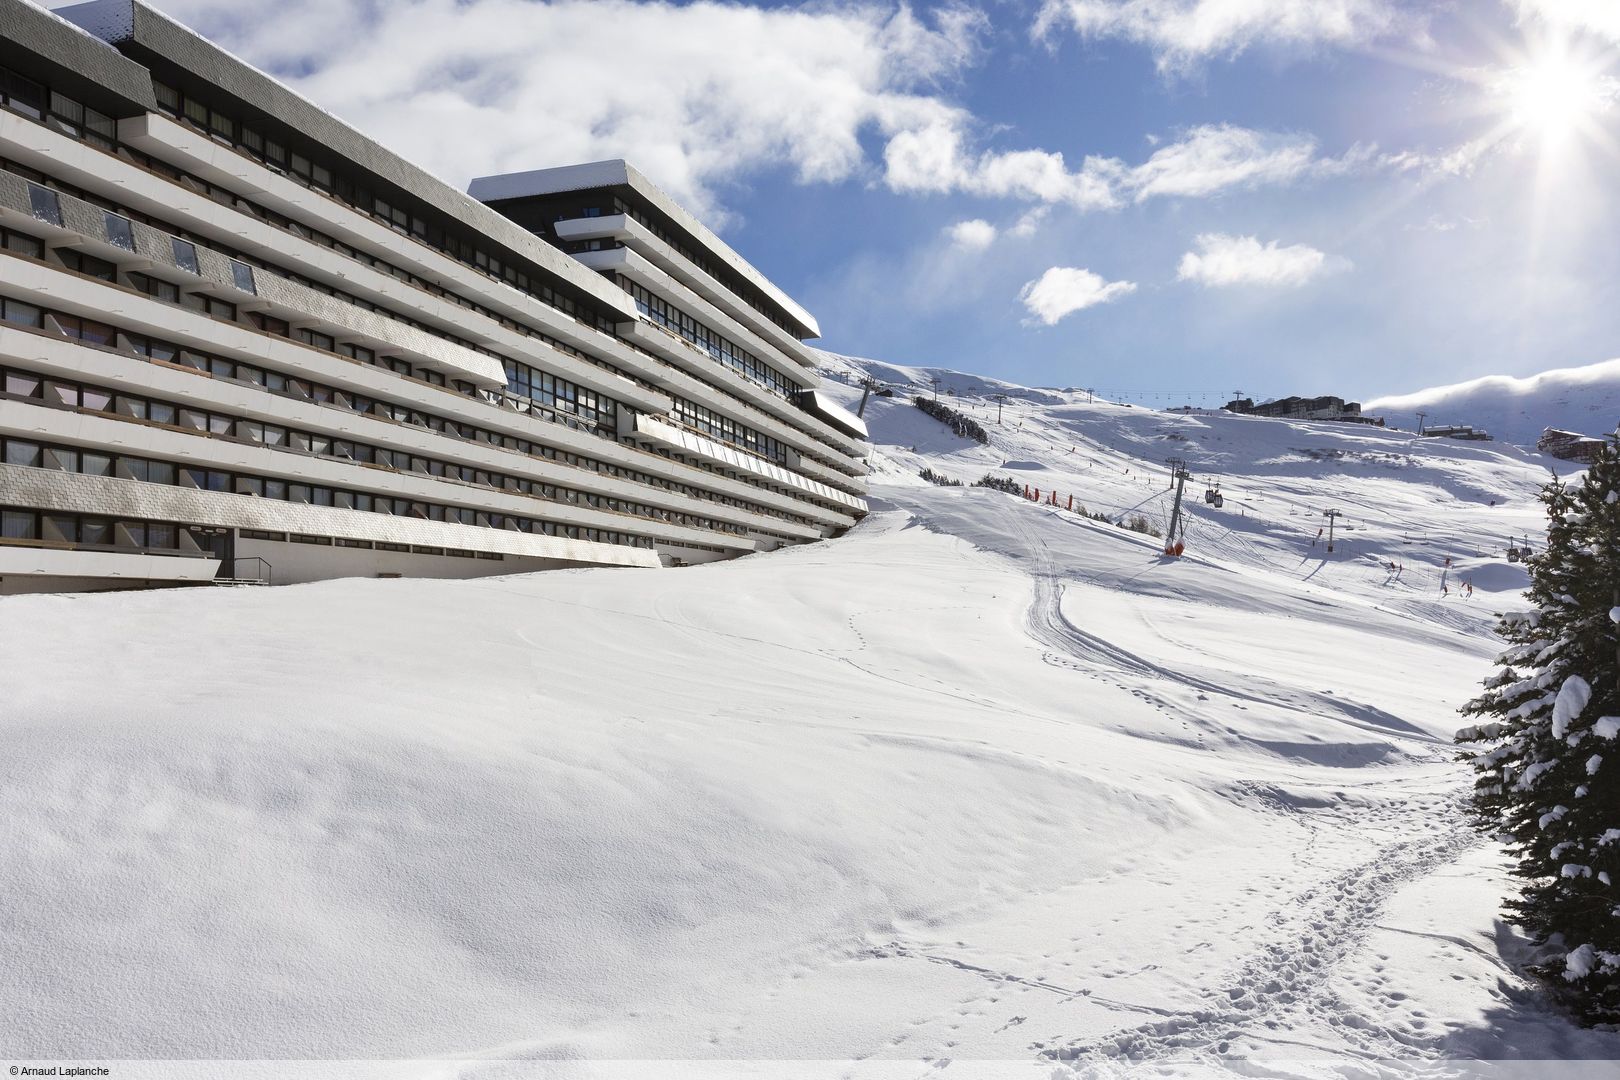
53 0 640 324
0 0 157 114
468 159 822 341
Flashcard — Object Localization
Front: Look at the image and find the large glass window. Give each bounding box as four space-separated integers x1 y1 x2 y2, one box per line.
2 68 45 119
172 238 200 275
0 299 41 327
3 439 41 467
26 184 60 227
59 251 116 281
1 227 44 259
1 509 36 540
104 212 135 251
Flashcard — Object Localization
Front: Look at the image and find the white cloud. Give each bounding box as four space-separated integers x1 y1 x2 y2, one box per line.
72 2 1405 225
1512 1 1620 41
1009 206 1052 237
1175 233 1332 288
945 219 998 249
1034 0 1421 72
1129 125 1335 200
886 122 1346 209
104 0 986 223
884 122 1122 208
1019 267 1137 325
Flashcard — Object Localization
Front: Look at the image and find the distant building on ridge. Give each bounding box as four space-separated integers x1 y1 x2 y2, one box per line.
1222 396 1383 426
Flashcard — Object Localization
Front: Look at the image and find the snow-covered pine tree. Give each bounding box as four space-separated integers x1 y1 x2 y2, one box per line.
1459 432 1620 1024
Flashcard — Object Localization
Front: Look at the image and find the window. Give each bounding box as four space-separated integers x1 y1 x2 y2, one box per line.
3 371 40 397
250 313 289 337
2 228 44 259
26 184 60 226
188 295 235 321
129 273 180 304
3 440 41 467
56 315 115 346
59 250 116 281
296 329 334 352
172 238 200 275
230 260 256 294
3 69 46 119
83 108 115 151
0 299 42 328
104 212 135 251
1 509 36 540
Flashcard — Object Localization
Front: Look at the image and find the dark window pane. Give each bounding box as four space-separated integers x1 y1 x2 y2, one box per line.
1 509 36 539
27 184 61 226
172 238 199 275
44 515 77 543
104 212 135 251
3 230 44 258
3 440 41 467
6 71 45 118
1 299 41 327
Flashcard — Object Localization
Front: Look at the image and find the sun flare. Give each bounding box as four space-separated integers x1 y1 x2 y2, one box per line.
1503 56 1607 138
1494 42 1618 150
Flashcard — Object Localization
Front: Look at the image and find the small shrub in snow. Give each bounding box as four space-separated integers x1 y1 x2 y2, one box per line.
918 467 962 487
975 474 1025 495
1458 432 1620 1024
1124 514 1162 539
914 396 989 444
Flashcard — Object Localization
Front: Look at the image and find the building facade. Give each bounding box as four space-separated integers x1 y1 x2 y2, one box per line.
0 0 866 592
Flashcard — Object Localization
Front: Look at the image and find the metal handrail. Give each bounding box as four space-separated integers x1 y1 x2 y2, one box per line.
228 555 273 585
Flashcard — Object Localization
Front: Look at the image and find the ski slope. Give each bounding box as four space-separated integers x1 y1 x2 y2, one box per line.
2 356 1618 1077
1365 356 1620 446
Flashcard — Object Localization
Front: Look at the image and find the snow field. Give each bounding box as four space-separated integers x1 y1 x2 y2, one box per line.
0 354 1616 1076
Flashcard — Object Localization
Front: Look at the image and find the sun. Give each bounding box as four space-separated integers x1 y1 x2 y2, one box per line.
1493 39 1619 151
1503 58 1612 140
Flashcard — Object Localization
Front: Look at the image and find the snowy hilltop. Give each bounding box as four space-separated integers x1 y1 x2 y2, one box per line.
1366 356 1620 446
3 351 1619 1074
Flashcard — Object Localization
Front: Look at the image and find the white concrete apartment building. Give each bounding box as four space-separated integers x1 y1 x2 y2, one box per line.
0 0 867 592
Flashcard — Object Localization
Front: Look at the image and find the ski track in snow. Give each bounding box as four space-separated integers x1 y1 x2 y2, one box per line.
1043 794 1481 1066
987 496 1484 1066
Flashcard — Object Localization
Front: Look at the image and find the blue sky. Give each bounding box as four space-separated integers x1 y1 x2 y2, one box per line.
59 1 1620 405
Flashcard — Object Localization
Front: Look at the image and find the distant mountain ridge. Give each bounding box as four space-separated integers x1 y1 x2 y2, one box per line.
1366 358 1620 446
